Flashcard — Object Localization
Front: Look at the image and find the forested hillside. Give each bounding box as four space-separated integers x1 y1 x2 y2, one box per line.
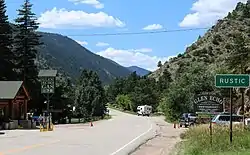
36 32 131 84
107 2 250 121
150 2 250 80
0 0 111 123
152 1 250 120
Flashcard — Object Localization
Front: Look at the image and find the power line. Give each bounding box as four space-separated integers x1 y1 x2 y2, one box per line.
62 27 210 37
0 27 210 37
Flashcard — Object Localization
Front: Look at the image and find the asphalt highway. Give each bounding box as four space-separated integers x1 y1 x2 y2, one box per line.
0 109 157 155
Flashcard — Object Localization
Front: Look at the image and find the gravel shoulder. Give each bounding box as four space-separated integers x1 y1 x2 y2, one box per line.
131 116 187 155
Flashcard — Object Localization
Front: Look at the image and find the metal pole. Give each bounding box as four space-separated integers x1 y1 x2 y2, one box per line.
47 93 50 129
230 88 233 144
242 90 245 129
209 113 212 147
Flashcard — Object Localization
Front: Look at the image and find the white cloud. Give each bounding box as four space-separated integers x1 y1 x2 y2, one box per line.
69 0 104 9
96 42 110 47
76 40 88 45
143 24 163 30
179 0 247 27
38 7 125 29
96 47 171 71
133 48 152 53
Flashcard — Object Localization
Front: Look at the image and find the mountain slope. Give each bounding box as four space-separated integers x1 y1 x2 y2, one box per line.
149 2 250 80
37 32 131 84
127 66 150 76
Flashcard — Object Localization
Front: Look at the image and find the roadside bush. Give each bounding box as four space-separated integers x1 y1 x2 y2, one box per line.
115 94 133 111
181 124 250 155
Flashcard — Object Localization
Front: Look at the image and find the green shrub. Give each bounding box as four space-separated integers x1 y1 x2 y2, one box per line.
181 124 250 155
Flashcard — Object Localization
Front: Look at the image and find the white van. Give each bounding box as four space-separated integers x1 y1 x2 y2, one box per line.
211 113 243 125
137 105 152 116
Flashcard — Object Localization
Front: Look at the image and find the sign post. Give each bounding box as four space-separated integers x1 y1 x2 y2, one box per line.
38 70 57 131
193 92 224 147
215 74 249 88
230 88 233 143
215 74 250 144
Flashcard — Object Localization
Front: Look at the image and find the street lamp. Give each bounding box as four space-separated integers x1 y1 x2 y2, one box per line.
38 70 57 130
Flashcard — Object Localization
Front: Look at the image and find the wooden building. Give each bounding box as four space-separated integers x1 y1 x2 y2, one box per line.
0 81 30 121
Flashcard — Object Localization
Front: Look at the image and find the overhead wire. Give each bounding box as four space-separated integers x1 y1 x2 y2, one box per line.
61 27 210 37
0 27 210 37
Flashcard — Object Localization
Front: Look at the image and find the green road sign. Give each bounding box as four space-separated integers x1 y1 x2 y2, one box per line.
215 74 250 88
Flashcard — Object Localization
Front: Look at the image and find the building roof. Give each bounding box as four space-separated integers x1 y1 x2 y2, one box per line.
0 81 23 99
38 70 57 77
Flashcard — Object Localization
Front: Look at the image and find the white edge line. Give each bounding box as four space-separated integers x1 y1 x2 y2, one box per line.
109 124 153 155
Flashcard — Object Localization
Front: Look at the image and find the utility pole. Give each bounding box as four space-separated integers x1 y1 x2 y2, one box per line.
230 88 233 144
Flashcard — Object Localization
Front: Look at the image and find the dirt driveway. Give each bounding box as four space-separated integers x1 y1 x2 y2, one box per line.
130 116 186 155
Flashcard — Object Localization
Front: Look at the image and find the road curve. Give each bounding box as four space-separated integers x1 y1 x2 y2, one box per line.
0 109 157 155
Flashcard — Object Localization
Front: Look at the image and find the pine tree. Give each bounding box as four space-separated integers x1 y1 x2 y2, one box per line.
75 70 107 119
0 0 16 80
226 32 250 74
158 69 172 91
91 71 106 116
226 32 250 115
243 1 250 18
157 61 162 68
14 0 42 107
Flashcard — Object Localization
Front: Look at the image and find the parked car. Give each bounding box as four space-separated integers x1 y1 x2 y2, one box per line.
179 113 197 128
211 112 243 125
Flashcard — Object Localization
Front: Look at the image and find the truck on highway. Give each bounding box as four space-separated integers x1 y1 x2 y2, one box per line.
137 105 152 116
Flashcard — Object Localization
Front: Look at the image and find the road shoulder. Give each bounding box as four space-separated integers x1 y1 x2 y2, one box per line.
131 116 186 155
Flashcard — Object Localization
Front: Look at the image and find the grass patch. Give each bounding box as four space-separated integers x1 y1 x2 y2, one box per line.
179 124 250 155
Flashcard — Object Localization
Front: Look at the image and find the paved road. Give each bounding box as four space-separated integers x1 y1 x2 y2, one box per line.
132 116 186 155
0 109 157 155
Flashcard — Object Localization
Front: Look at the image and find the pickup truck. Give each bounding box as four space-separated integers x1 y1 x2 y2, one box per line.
179 113 197 128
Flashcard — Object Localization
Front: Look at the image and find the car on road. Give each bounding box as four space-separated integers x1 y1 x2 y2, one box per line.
179 113 197 128
211 112 243 125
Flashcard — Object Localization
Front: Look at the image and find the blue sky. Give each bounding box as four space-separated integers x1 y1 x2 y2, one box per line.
6 0 247 71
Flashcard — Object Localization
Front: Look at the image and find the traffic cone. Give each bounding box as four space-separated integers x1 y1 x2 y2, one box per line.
90 121 93 127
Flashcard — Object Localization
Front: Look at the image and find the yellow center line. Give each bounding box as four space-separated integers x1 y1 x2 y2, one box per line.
0 140 60 154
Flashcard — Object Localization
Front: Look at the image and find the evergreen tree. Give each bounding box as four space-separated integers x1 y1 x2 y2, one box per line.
0 0 16 80
226 32 250 115
243 1 250 18
226 32 250 74
75 70 106 120
157 69 172 91
157 61 162 68
14 0 42 108
90 71 107 116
